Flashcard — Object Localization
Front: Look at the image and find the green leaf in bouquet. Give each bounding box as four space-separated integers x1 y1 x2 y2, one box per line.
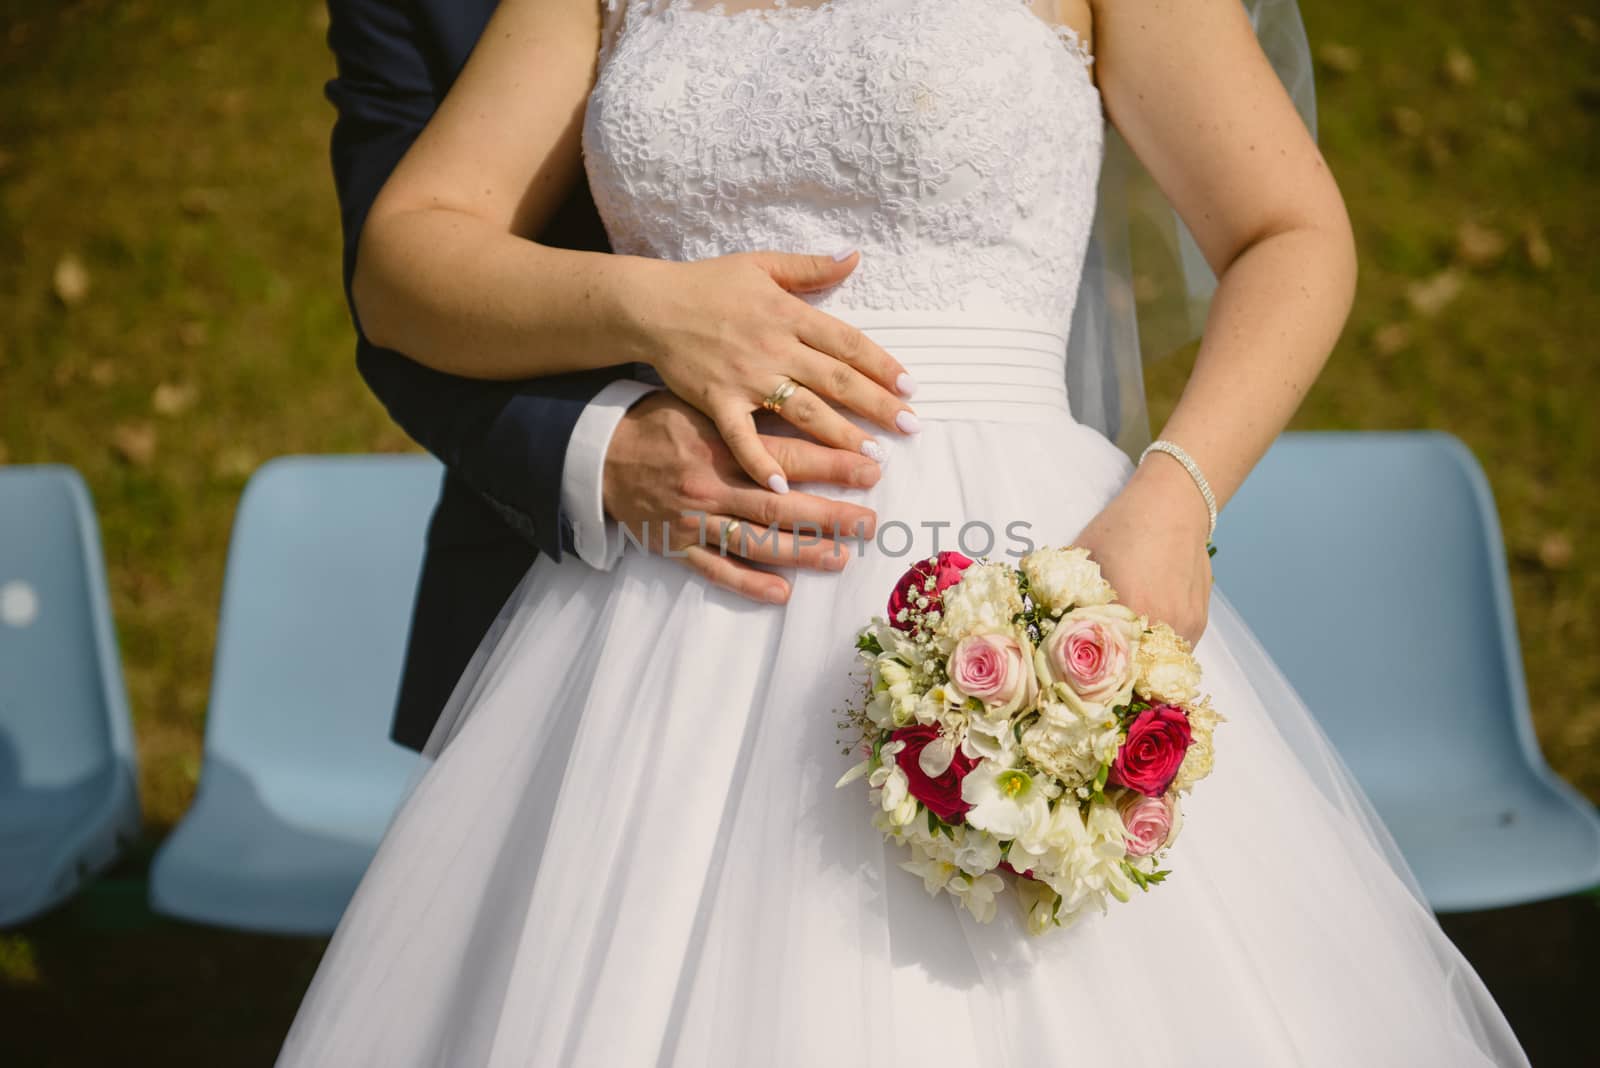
856 631 884 656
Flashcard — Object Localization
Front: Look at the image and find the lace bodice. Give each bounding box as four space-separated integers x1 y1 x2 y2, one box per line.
582 0 1105 334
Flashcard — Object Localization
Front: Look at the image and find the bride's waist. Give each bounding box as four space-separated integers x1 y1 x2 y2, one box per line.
650 308 1074 425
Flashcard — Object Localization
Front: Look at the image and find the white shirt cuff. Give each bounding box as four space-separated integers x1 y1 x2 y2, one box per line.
559 379 661 570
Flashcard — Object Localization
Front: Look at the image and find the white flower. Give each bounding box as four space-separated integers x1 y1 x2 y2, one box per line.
868 656 919 728
948 825 1003 875
901 843 958 896
935 562 1023 644
1012 872 1061 935
914 683 966 732
1036 798 1135 922
1021 546 1115 614
868 740 918 827
960 761 1049 839
960 709 1020 766
1133 621 1203 706
948 871 1006 923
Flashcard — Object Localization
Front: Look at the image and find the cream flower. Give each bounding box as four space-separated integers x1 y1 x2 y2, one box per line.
1020 698 1122 787
1021 546 1115 614
935 562 1023 644
868 740 918 827
1171 695 1223 792
1133 621 1203 706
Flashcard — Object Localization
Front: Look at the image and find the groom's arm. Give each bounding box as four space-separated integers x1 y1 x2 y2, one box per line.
325 0 648 562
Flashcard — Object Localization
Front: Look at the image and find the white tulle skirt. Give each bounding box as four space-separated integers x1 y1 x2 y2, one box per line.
277 312 1527 1067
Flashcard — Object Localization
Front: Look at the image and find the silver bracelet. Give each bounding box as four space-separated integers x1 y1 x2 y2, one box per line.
1138 438 1218 542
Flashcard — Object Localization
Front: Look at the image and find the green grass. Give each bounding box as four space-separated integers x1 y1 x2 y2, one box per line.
0 0 1596 1062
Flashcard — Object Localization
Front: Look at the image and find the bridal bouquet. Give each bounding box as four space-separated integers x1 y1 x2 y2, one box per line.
836 548 1222 933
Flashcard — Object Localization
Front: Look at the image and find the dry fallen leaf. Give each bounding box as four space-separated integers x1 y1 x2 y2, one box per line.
1386 106 1425 139
1442 48 1477 87
112 422 158 467
53 254 90 305
178 320 209 348
1454 220 1508 270
213 446 258 480
1371 322 1412 358
1316 42 1361 75
152 381 197 417
1538 532 1574 571
1406 270 1464 318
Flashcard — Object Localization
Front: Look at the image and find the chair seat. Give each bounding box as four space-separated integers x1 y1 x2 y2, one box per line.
1213 431 1600 911
148 455 442 933
1369 776 1600 912
149 757 413 936
0 466 142 926
0 767 139 926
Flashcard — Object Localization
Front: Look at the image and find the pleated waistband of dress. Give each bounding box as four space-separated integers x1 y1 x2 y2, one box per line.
840 308 1072 424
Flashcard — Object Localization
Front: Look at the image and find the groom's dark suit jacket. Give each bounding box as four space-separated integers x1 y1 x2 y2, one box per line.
326 0 625 751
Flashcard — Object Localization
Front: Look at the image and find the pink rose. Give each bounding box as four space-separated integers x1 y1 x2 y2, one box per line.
887 551 973 633
1041 608 1135 704
1118 792 1177 857
949 633 1036 712
1108 704 1193 797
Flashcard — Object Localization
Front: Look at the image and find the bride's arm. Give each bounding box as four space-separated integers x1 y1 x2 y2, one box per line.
350 0 918 489
1073 0 1358 642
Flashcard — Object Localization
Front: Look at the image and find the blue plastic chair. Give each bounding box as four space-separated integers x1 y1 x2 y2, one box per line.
1213 431 1600 911
0 466 141 926
149 455 441 934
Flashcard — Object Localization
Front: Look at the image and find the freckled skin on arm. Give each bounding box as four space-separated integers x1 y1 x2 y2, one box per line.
1091 0 1358 514
1066 0 1357 643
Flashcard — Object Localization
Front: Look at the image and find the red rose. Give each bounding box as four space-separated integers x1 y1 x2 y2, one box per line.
887 551 973 633
890 724 978 824
1108 704 1193 797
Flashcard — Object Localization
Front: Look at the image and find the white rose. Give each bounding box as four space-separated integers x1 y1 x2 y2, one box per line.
1021 546 1116 614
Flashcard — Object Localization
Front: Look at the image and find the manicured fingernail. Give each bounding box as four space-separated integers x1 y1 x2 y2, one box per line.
764 586 788 604
830 246 858 262
768 473 790 494
895 410 922 435
851 465 879 488
822 550 849 571
860 439 887 464
895 373 917 398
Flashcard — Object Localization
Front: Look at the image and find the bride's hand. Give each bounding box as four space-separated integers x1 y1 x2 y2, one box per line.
628 249 919 492
1071 457 1215 646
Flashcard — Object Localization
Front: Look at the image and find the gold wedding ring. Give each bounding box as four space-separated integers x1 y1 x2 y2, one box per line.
760 377 799 414
719 518 744 553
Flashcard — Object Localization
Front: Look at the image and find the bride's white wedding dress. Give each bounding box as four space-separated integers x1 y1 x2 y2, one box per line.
278 0 1528 1063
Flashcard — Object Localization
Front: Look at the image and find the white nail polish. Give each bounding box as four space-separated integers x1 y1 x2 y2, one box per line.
830 247 858 262
895 411 922 435
768 473 790 494
860 439 888 464
895 372 917 398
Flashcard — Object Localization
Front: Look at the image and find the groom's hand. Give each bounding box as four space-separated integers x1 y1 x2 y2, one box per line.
603 393 881 605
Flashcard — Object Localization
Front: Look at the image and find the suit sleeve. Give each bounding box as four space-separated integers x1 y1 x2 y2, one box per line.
324 0 626 559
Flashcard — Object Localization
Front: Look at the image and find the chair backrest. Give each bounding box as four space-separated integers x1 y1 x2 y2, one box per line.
1212 431 1544 801
201 455 442 836
0 466 136 793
